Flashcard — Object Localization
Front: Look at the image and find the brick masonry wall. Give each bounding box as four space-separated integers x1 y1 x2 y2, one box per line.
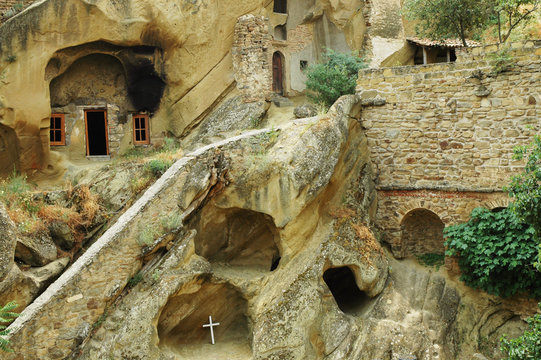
357 43 540 257
232 14 272 103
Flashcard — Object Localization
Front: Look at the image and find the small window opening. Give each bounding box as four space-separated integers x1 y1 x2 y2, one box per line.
274 25 287 41
273 0 287 14
133 114 150 145
449 48 457 62
300 60 308 70
323 267 370 315
50 114 65 146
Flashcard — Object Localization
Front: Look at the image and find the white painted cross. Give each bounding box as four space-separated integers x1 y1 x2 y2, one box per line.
202 315 220 345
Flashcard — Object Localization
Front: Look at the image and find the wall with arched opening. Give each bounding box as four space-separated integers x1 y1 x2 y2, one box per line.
400 208 445 257
272 51 285 96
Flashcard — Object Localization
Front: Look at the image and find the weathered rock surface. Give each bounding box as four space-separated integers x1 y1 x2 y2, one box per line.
0 257 69 311
15 233 58 267
0 203 17 281
294 103 318 118
182 94 268 150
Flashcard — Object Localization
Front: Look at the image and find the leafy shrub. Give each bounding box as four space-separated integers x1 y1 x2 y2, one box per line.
445 207 541 297
501 303 541 360
0 301 19 353
416 253 445 270
145 159 172 177
304 49 367 108
127 272 143 288
489 47 515 74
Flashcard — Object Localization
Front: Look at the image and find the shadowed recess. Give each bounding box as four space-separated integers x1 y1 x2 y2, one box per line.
400 208 444 257
157 280 251 354
189 207 281 271
323 266 370 315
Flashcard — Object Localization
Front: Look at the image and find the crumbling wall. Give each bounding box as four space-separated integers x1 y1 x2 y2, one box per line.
232 15 272 103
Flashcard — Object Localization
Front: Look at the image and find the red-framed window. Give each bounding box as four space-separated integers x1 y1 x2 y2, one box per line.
133 114 150 145
50 114 65 146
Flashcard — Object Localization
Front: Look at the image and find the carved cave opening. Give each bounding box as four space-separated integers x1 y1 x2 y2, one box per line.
189 207 281 272
323 266 370 315
50 53 129 110
157 280 251 358
0 124 19 177
401 208 445 257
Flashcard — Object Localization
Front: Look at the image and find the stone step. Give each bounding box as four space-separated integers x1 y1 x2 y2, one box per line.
272 96 294 107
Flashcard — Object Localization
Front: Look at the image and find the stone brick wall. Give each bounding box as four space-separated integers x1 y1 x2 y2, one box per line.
232 15 272 103
357 42 541 257
358 42 541 192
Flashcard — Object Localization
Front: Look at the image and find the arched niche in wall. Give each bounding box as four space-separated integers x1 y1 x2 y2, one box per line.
0 123 19 177
273 0 287 14
400 208 445 257
189 206 281 272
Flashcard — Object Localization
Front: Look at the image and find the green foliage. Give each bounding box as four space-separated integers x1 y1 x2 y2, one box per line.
500 303 541 359
0 301 19 353
445 207 541 297
304 49 367 108
506 135 541 243
160 137 179 153
127 272 143 288
160 213 182 232
145 159 172 177
137 224 160 246
416 253 445 270
489 47 516 74
493 0 540 43
403 0 490 46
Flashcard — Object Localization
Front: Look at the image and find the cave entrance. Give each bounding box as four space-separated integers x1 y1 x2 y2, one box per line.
323 266 370 316
84 110 109 156
158 280 252 359
190 207 281 273
400 208 444 257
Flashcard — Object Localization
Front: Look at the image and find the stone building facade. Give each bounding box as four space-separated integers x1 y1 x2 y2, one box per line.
357 41 541 257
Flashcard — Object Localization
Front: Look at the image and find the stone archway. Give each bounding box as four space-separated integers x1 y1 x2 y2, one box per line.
400 208 445 257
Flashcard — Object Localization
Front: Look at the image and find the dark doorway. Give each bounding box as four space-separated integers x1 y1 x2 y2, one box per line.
85 110 109 156
323 266 369 315
274 0 287 13
272 52 284 96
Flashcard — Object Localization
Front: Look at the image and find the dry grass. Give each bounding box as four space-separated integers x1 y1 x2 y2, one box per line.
0 173 104 257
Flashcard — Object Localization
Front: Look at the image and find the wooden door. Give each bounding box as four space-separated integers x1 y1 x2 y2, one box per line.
272 52 284 96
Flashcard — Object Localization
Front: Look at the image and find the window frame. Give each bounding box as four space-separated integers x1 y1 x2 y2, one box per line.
133 113 150 145
50 113 66 146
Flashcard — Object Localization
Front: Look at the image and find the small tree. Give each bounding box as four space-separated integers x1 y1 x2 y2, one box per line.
0 301 18 353
493 0 540 43
304 49 367 109
403 0 490 46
